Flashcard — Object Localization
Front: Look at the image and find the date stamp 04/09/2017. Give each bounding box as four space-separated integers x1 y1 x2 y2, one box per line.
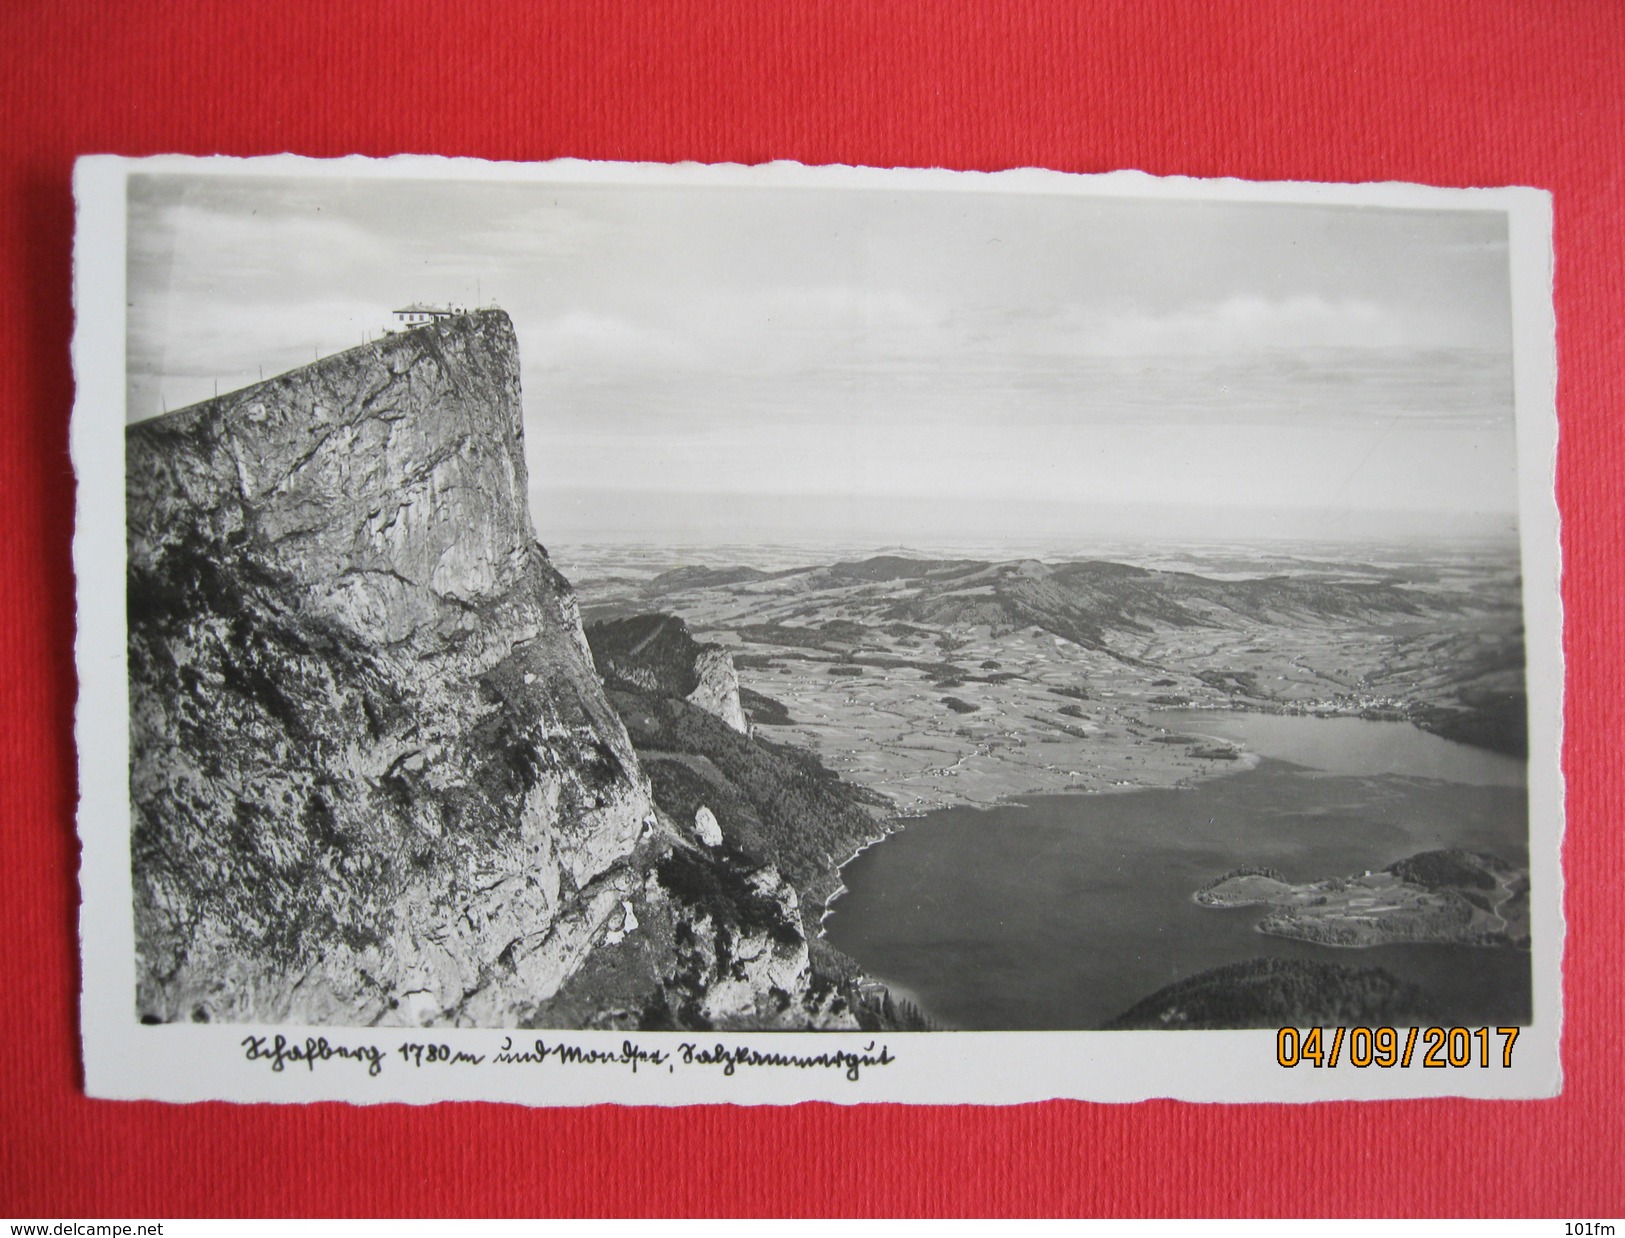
1276 1026 1521 1070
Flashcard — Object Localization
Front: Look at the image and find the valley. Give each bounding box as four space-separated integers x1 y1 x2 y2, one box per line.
563 542 1526 815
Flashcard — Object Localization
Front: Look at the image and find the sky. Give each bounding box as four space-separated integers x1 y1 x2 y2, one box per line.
126 169 1521 546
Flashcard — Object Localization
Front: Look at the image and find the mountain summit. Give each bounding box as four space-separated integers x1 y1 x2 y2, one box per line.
126 312 856 1029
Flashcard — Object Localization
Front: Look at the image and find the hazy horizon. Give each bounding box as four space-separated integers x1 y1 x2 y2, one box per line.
530 486 1520 550
543 530 1522 601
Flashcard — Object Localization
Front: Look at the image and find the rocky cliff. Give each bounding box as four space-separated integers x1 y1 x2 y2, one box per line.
585 613 749 734
127 311 850 1029
579 610 925 1029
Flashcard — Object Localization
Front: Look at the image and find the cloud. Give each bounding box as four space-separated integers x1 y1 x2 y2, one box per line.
127 293 395 418
134 200 392 287
124 169 1518 528
1057 294 1459 357
523 312 692 375
525 285 949 385
132 294 389 375
528 290 1470 407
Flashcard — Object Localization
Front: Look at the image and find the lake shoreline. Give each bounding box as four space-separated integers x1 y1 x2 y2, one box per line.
820 713 1529 1031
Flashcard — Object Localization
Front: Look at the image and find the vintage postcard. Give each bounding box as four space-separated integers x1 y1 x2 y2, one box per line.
72 156 1562 1104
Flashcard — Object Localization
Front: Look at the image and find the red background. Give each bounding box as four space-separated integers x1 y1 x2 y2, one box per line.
2 0 1620 1217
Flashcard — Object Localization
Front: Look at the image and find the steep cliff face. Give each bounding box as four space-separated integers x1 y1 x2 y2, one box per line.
585 613 748 734
127 312 759 1027
579 609 922 1029
687 647 749 734
585 620 891 907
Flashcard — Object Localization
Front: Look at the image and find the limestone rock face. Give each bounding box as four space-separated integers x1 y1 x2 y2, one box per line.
686 648 748 735
127 312 658 1026
693 805 723 847
643 855 858 1031
129 311 535 649
693 866 857 1030
585 613 748 734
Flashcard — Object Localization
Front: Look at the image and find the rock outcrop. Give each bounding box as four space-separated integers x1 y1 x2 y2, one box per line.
683 864 831 1028
585 613 748 734
687 647 749 734
693 805 723 847
125 311 841 1029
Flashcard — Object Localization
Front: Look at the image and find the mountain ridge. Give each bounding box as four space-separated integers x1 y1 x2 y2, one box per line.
619 550 1526 757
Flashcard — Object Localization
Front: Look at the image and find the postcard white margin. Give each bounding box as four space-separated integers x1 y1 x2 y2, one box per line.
71 154 1564 1106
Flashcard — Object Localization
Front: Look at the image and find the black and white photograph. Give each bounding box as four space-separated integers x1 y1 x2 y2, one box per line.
72 157 1562 1104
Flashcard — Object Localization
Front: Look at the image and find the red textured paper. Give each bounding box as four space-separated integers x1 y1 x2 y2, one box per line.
2 0 1620 1217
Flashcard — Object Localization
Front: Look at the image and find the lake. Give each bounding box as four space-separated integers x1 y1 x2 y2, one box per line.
824 711 1531 1030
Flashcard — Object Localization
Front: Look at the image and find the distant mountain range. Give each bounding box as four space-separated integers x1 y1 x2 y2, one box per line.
639 552 1498 646
608 551 1527 757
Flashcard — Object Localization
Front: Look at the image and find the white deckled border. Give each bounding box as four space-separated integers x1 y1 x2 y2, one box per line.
72 154 1563 1105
